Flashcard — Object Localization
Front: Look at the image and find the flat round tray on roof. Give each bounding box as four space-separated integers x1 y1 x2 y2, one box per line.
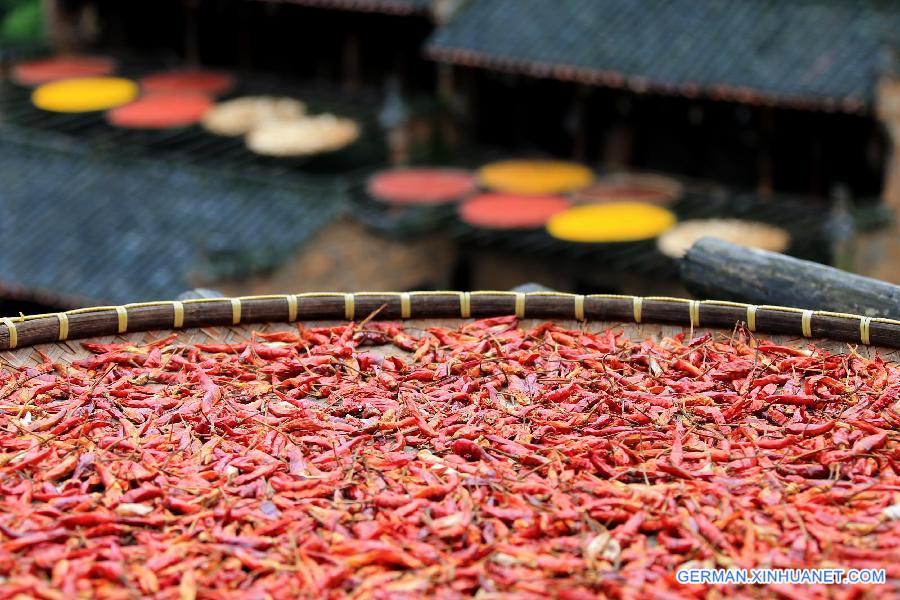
106 93 214 129
139 69 235 97
32 77 138 113
459 193 570 229
573 172 683 205
245 114 360 157
11 55 116 86
201 96 307 137
546 202 677 243
478 160 594 195
657 218 790 258
367 167 477 206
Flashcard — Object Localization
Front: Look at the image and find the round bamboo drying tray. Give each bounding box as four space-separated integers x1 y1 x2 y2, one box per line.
1 292 898 365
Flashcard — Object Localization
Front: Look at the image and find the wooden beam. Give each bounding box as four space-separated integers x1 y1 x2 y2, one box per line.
681 238 900 318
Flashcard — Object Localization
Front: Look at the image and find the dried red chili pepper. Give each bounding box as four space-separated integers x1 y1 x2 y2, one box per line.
0 319 897 598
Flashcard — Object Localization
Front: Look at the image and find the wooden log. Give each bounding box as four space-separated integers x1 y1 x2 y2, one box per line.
681 238 900 318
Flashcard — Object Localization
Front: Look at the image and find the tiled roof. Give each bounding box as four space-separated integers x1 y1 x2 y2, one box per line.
0 127 344 307
251 0 430 16
426 0 900 111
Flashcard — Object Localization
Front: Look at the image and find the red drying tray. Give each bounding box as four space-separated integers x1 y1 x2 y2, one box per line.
368 168 477 206
11 55 116 86
573 173 683 205
107 93 214 129
459 192 570 229
139 69 235 97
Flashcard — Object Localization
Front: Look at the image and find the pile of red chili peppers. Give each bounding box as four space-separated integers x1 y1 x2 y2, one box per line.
1 316 898 598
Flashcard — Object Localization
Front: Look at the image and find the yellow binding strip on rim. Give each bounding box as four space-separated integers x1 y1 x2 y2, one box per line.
231 298 242 325
172 302 185 328
294 292 346 299
460 292 471 318
689 300 700 327
574 295 585 321
115 306 128 334
400 292 411 319
344 294 355 321
644 296 691 304
747 305 758 332
514 293 525 319
633 296 643 324
2 318 16 349
860 316 872 346
586 293 634 300
801 310 813 338
701 300 749 308
57 313 69 341
287 295 298 322
124 301 180 309
67 305 116 315
817 309 873 320
524 291 572 297
468 290 515 296
758 304 806 314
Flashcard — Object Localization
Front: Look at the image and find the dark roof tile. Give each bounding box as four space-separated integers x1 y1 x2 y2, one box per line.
0 127 343 306
427 0 900 110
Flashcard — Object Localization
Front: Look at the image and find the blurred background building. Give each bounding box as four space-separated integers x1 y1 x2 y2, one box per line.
0 0 897 313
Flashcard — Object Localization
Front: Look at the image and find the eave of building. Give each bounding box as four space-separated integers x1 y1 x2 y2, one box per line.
253 0 430 17
426 46 870 115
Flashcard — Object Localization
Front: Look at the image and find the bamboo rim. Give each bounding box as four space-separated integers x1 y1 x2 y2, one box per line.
0 291 897 351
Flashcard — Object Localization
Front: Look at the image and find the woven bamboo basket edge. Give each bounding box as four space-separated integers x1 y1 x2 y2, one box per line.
0 291 896 352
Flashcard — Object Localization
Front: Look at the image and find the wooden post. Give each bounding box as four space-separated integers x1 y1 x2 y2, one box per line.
681 238 900 318
437 63 462 149
183 0 200 65
342 31 360 93
876 77 900 213
570 85 588 162
42 0 78 51
237 0 253 69
757 107 774 198
872 76 900 284
603 95 634 171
